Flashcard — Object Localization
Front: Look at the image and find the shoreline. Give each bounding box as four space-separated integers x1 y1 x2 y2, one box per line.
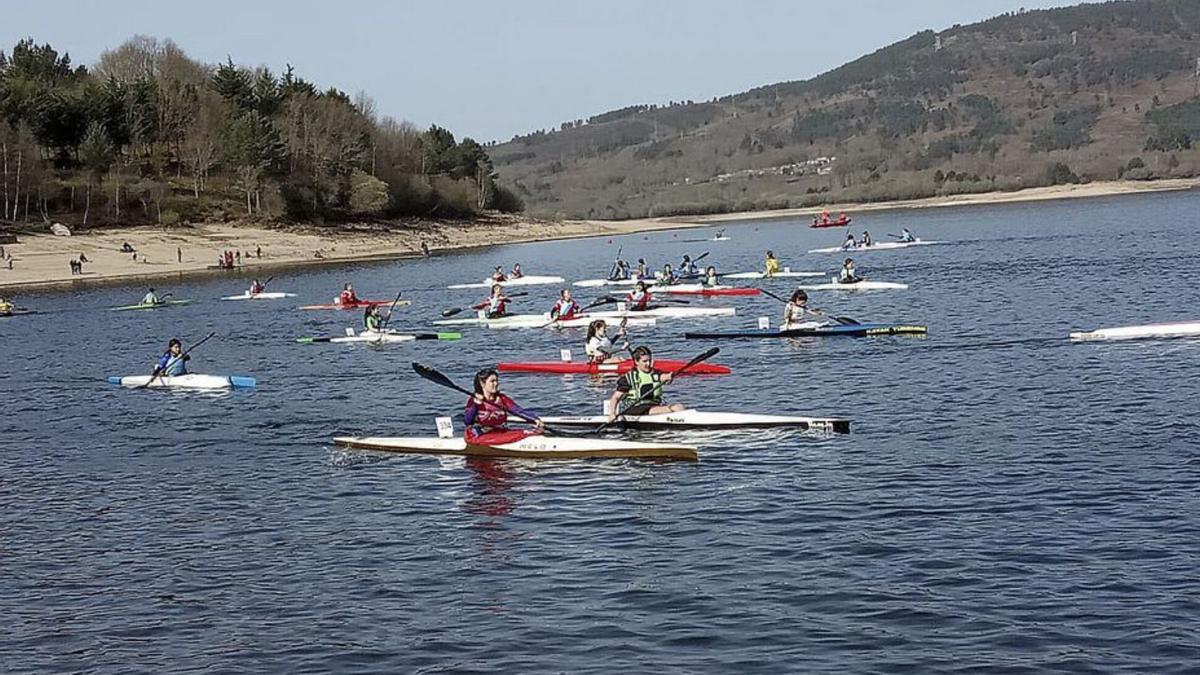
2 178 1197 295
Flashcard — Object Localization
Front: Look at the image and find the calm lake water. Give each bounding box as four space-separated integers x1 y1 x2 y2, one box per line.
3 190 1199 673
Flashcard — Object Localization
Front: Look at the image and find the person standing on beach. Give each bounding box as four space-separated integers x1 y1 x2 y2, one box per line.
256 246 262 258
177 247 182 263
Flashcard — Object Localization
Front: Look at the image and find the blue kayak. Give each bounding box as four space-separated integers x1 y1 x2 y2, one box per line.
683 323 927 339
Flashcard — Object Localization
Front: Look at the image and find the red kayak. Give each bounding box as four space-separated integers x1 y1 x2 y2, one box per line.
498 359 732 376
661 285 760 297
299 299 412 310
810 217 852 229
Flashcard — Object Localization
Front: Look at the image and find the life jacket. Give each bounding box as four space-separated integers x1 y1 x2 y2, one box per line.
621 368 663 406
552 299 579 319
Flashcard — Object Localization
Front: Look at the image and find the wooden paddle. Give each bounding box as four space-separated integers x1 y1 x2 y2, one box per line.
594 347 720 433
143 331 217 388
441 291 528 317
411 362 581 437
757 288 857 325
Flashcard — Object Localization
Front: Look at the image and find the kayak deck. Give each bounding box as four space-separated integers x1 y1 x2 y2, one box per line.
541 409 850 433
1069 321 1200 341
796 278 909 291
498 358 732 375
684 323 928 339
333 435 698 461
108 374 257 389
298 299 412 310
110 299 195 311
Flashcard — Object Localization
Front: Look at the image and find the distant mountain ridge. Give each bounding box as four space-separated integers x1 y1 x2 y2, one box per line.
492 0 1200 219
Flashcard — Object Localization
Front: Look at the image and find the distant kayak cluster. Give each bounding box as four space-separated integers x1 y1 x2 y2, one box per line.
5 216 1180 462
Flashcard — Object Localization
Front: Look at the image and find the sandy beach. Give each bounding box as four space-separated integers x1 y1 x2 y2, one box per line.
2 178 1196 294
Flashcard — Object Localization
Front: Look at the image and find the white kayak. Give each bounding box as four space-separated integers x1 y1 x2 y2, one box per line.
108 374 257 389
808 239 942 254
1069 321 1200 342
573 277 660 288
296 329 462 344
797 277 908 291
724 270 825 280
333 434 697 461
447 275 565 290
433 312 658 328
220 291 297 301
541 409 850 434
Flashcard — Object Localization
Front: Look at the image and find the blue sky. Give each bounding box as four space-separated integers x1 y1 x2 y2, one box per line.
2 0 1097 142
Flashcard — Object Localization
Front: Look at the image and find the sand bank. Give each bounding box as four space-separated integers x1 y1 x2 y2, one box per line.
2 178 1196 294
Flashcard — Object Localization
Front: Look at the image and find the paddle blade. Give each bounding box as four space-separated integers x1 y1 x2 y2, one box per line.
412 362 470 396
694 251 710 262
441 306 466 317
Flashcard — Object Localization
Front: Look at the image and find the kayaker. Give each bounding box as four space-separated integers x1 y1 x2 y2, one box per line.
626 280 653 311
899 228 915 243
634 258 649 279
464 368 543 443
608 258 630 281
550 289 581 321
782 289 824 328
473 284 510 318
658 263 678 286
586 319 628 364
510 263 524 279
860 231 873 247
679 255 698 276
491 266 508 282
842 232 857 250
839 258 862 284
838 211 848 224
364 304 383 331
154 338 189 377
338 283 360 305
141 288 161 306
702 265 719 287
820 210 831 224
0 297 14 316
606 346 687 420
764 250 781 277
249 279 265 295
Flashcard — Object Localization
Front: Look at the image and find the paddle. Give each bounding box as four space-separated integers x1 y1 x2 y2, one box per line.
602 293 690 306
441 292 528 317
595 347 720 432
757 288 857 325
411 362 580 437
153 292 174 306
143 331 217 388
376 290 405 331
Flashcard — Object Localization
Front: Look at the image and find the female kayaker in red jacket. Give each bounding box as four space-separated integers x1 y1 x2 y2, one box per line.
626 280 653 311
464 368 543 444
550 288 581 321
473 284 510 318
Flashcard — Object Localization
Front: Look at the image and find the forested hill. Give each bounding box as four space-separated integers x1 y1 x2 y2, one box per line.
0 37 521 232
492 0 1200 219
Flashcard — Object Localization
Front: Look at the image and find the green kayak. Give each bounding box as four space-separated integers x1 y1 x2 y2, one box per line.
110 299 196 311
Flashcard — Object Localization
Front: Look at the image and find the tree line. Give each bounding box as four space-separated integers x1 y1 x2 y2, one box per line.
0 36 521 230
